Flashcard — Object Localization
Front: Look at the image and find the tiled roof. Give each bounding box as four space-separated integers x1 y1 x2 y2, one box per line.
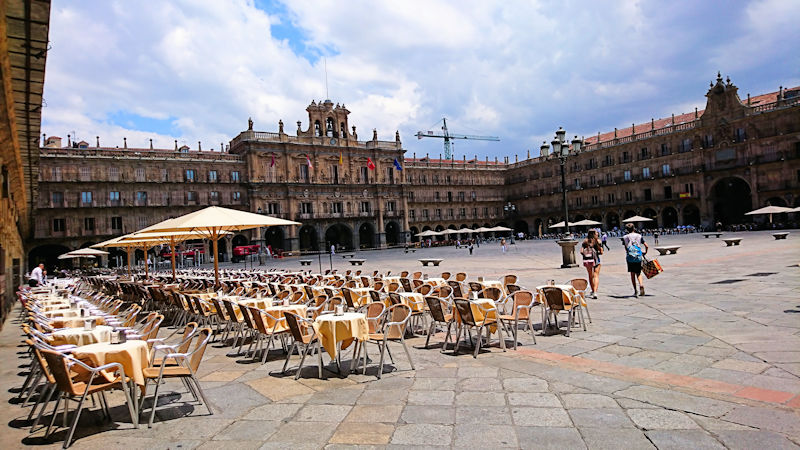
583 86 796 145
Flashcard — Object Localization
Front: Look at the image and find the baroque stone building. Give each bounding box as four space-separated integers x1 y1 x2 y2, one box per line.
27 76 800 267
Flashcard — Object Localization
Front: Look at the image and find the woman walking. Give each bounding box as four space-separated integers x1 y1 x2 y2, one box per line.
580 230 603 298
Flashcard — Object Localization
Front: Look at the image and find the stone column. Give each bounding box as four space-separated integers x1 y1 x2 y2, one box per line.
287 225 299 253
376 197 386 248
402 196 411 243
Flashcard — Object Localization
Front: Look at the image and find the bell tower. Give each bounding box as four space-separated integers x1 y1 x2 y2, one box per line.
298 100 352 141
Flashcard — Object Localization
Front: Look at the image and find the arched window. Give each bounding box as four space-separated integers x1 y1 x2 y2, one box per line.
326 118 334 137
340 122 346 138
314 121 321 137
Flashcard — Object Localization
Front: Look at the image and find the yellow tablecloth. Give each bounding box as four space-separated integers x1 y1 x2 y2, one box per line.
48 325 113 346
43 309 80 318
313 313 369 359
237 298 274 310
349 288 372 306
480 280 507 294
72 340 150 386
395 292 425 312
51 316 107 329
257 304 307 332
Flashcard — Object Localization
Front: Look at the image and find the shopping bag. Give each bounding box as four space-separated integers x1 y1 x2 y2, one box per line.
642 257 663 279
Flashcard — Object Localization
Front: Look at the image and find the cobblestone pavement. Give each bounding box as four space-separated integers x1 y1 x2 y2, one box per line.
2 230 798 449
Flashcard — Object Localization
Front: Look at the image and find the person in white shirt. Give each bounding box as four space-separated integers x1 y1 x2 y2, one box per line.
29 263 45 287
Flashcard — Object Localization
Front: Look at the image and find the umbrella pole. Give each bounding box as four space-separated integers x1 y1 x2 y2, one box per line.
170 240 177 282
126 247 132 278
142 243 149 280
212 234 220 288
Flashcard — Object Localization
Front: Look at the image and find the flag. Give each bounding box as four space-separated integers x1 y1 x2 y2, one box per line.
393 158 403 171
367 157 375 170
270 153 275 168
306 154 313 169
339 150 343 165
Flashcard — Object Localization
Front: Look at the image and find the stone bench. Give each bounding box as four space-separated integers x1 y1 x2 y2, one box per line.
772 232 789 240
419 259 443 267
722 238 742 246
654 246 681 255
349 259 365 266
299 259 312 266
703 233 723 238
341 254 355 259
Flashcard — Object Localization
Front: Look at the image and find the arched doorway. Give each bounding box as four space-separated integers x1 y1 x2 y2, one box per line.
358 223 375 249
642 209 657 224
410 226 420 242
299 225 318 251
683 204 700 226
514 220 529 235
325 223 353 250
108 248 127 268
573 214 586 222
385 221 400 245
435 225 445 241
28 244 72 271
710 177 752 226
662 207 678 228
623 210 637 221
232 235 248 248
264 227 284 252
606 212 620 230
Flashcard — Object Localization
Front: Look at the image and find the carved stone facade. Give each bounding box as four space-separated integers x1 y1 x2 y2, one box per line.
27 77 800 267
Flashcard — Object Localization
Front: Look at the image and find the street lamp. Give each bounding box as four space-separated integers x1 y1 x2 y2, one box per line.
552 127 583 268
504 202 517 243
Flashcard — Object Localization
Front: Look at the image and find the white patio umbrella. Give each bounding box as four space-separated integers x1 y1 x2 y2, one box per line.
58 253 95 260
442 229 460 235
65 248 109 257
745 205 793 223
415 229 440 237
622 215 654 223
456 228 474 234
548 221 579 228
473 227 493 233
489 226 512 232
132 206 300 286
572 219 602 226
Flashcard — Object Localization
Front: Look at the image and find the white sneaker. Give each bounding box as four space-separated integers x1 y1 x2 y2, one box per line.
633 290 639 298
591 293 598 299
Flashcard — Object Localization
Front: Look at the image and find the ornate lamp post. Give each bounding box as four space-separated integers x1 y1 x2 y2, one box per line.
550 127 583 268
504 202 517 243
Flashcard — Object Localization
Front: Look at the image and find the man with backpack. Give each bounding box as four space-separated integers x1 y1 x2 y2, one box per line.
623 223 649 297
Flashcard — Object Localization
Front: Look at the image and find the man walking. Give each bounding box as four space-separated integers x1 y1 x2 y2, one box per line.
623 223 648 297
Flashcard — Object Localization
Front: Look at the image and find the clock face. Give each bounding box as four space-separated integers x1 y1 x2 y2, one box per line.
330 138 337 145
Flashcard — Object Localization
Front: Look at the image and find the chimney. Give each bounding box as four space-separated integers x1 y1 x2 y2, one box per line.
651 118 654 130
614 128 617 138
174 140 178 151
747 93 751 105
96 136 100 147
42 133 46 146
220 142 223 152
694 107 698 119
149 138 153 150
123 137 127 149
67 134 71 146
198 141 202 151
671 113 675 125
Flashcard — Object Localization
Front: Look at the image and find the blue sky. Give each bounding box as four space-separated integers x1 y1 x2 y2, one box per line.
42 0 800 158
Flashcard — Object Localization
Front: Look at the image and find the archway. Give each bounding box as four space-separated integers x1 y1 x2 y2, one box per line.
623 210 637 221
435 225 445 241
422 226 432 232
232 235 249 248
642 208 657 224
28 244 71 271
573 214 586 222
683 204 700 226
514 220 529 235
264 227 285 252
385 221 400 245
710 177 752 225
662 207 678 228
606 212 620 230
325 223 353 250
299 225 319 251
358 223 375 249
217 239 228 262
410 226 420 242
765 197 787 207
108 248 127 268
763 197 790 223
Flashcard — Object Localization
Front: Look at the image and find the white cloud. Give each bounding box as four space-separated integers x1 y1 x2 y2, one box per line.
41 0 799 158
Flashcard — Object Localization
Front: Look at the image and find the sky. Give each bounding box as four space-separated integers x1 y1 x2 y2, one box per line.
41 0 800 159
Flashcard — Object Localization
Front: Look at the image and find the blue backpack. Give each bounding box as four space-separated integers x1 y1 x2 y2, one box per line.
626 242 643 263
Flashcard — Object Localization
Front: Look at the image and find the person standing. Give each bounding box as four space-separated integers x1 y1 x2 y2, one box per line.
468 242 474 255
29 263 44 287
601 232 610 250
581 230 603 298
500 237 507 253
330 243 336 255
623 223 649 297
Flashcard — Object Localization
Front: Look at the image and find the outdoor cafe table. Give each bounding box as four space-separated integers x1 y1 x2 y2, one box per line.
43 309 81 318
40 303 73 312
349 288 372 306
480 279 507 294
48 325 114 346
313 312 369 359
51 316 107 329
72 339 150 386
257 304 308 332
395 292 425 312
